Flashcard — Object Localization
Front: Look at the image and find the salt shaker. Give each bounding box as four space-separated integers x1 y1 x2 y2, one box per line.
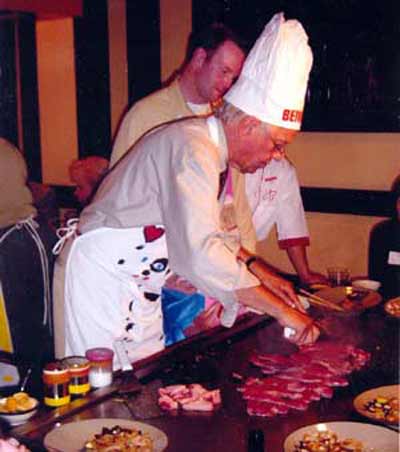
85 347 114 388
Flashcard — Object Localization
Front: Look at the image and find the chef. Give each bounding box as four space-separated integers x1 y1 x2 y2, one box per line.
54 13 319 365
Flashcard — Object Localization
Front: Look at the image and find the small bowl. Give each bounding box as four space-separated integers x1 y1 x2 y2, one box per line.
352 279 381 291
0 397 39 426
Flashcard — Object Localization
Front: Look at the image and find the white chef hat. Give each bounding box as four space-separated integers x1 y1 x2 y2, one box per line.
224 12 313 130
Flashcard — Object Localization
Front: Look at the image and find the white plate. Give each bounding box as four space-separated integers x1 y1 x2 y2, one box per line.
284 421 398 452
44 418 168 452
352 279 381 291
354 385 399 425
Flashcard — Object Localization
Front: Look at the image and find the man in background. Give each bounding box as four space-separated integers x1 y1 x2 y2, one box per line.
109 22 326 288
110 23 245 168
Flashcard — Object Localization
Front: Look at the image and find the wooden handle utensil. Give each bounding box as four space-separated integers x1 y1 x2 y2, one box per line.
299 289 345 312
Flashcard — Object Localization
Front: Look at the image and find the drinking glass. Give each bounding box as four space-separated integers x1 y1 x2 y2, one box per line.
327 267 350 287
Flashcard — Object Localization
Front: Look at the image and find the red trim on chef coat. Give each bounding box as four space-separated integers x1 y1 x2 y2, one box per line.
278 236 310 249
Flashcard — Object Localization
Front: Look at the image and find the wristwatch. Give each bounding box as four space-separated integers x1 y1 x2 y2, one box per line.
245 255 258 269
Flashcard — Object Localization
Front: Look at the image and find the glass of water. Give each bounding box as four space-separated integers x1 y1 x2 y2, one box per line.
327 267 351 287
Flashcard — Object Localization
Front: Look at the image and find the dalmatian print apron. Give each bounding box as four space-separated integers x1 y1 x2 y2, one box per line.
64 225 171 366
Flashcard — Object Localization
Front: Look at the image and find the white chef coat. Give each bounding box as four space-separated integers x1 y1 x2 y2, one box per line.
245 158 310 248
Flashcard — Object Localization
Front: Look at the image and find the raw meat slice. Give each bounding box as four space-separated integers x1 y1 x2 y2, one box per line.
239 341 370 418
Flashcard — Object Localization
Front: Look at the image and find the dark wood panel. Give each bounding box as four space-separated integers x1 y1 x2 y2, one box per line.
0 17 18 145
18 14 41 182
126 0 161 104
0 14 42 181
74 0 111 160
301 187 394 217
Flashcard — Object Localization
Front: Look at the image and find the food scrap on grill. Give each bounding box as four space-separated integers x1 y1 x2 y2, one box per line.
158 383 221 412
293 430 364 452
84 425 153 451
239 342 370 417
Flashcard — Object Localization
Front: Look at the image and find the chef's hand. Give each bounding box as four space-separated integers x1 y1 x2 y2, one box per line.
254 266 306 313
237 248 304 313
239 251 306 313
279 309 320 346
299 270 329 287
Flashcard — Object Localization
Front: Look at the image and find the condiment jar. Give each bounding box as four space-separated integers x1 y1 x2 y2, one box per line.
61 356 90 398
85 347 114 388
42 362 71 407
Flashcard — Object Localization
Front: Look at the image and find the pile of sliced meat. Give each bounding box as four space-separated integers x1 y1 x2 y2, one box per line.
239 342 370 417
158 383 221 412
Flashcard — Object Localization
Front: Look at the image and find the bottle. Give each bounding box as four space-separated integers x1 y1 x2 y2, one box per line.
248 429 264 452
42 362 71 407
85 347 114 388
61 356 90 398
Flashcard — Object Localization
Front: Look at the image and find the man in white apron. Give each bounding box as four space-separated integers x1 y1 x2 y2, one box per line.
55 13 320 365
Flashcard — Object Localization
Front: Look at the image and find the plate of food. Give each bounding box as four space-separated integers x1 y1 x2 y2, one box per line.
284 421 398 452
44 418 168 451
353 385 399 426
384 297 400 318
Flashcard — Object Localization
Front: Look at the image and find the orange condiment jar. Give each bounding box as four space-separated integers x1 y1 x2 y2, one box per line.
42 362 70 407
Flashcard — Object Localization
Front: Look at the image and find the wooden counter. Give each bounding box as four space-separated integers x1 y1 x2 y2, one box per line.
11 306 399 451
